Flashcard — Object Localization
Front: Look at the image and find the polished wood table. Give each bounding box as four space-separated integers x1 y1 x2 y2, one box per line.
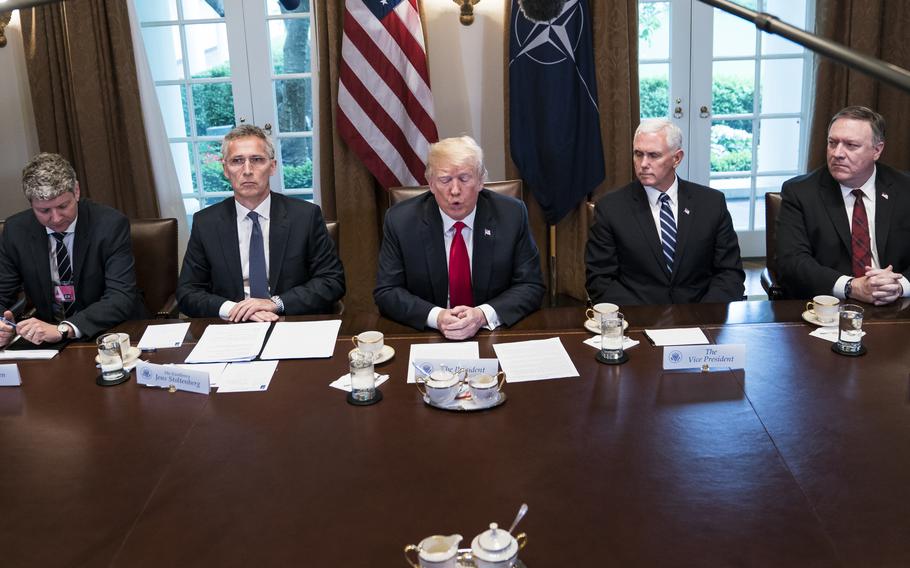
2 301 910 566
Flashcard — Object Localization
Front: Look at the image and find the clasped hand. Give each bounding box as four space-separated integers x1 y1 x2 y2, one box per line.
850 265 904 305
436 305 487 340
227 298 280 322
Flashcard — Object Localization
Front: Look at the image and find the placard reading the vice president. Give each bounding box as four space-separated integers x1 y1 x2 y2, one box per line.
662 344 745 371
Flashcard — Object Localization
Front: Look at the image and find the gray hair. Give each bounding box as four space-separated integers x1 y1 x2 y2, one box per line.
221 124 276 160
425 135 489 182
21 153 78 202
635 119 683 151
828 105 885 146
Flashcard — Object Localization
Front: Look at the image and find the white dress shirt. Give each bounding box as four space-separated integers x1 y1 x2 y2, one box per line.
426 207 501 330
218 196 272 318
45 218 82 338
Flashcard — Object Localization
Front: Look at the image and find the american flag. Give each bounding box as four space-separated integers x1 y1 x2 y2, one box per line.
337 0 438 189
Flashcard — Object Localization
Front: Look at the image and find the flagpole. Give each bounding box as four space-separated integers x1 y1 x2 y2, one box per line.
548 225 557 306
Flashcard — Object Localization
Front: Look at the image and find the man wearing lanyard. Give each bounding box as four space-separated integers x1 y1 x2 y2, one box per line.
0 153 144 347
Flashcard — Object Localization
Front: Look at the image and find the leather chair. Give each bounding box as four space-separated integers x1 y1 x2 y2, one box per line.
760 192 787 300
385 179 524 217
0 220 29 318
323 220 344 315
586 201 596 231
130 218 179 318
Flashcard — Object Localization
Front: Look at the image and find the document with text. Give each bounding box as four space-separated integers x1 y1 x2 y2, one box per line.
185 322 270 363
216 360 279 393
492 337 579 382
260 320 341 360
138 322 191 350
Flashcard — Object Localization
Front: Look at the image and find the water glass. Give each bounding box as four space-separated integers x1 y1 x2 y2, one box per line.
96 333 125 381
600 312 625 360
837 304 864 353
349 348 376 402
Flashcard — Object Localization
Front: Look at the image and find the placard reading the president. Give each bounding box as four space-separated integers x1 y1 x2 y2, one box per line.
0 363 22 386
137 361 211 395
662 344 745 371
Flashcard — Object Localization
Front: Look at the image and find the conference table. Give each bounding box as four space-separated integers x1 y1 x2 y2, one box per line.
2 299 910 567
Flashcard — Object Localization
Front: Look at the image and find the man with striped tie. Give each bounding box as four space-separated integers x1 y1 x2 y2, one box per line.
0 153 145 347
777 106 910 304
586 119 745 305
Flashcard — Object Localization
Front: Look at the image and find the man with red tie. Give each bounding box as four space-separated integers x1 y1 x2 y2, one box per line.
374 136 544 339
777 106 910 304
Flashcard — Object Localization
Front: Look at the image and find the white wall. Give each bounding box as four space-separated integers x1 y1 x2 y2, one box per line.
0 11 40 220
423 0 507 181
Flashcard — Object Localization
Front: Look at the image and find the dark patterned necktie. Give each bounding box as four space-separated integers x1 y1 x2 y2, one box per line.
52 232 74 315
659 193 677 273
247 212 269 298
448 221 474 307
850 189 872 277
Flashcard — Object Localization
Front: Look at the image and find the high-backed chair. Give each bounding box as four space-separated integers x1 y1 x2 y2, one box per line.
586 201 596 231
130 218 179 318
384 179 524 220
323 220 344 315
760 192 786 300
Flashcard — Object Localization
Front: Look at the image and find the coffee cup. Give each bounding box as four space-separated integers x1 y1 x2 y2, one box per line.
806 295 839 324
417 369 465 406
468 372 506 405
586 302 619 324
351 330 384 356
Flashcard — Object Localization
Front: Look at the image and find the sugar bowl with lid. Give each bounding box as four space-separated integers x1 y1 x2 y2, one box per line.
470 523 527 568
416 368 466 406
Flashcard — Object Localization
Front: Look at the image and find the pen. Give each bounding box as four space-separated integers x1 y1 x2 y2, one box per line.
0 316 18 329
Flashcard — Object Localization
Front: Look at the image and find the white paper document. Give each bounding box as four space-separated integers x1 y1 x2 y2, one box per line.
185 322 270 363
329 372 390 393
175 363 228 387
583 335 640 351
137 322 191 350
492 337 579 383
407 342 479 383
260 320 341 360
0 349 58 360
644 327 710 346
216 360 279 393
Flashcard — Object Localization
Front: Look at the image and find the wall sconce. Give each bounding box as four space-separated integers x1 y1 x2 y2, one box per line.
453 0 480 26
0 11 12 48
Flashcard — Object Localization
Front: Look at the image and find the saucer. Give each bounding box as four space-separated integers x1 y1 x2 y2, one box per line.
423 386 507 412
584 318 629 334
801 310 837 327
95 346 141 366
348 345 395 365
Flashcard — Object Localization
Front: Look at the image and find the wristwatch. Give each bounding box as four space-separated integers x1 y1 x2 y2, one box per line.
57 323 71 340
270 295 285 314
844 278 854 299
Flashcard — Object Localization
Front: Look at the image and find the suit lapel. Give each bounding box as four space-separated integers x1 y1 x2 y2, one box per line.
672 181 693 282
874 168 893 258
820 172 852 253
27 216 54 315
217 198 244 298
268 194 289 290
631 183 670 280
71 201 91 309
471 192 494 303
420 196 448 307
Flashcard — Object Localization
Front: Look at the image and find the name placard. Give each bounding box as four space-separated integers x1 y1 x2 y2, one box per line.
0 363 22 387
412 358 499 381
136 361 211 395
663 344 745 371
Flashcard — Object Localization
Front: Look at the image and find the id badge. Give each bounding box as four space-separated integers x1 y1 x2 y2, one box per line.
54 284 76 303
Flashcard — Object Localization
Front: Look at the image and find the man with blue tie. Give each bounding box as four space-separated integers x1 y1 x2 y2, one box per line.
0 153 145 346
177 125 345 321
585 119 745 305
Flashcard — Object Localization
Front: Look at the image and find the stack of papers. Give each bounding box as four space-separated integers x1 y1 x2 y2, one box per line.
644 327 709 346
492 337 579 383
260 320 341 359
185 322 270 363
138 322 191 350
0 350 58 360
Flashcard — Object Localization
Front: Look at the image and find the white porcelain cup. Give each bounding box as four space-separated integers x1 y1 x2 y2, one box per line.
586 302 619 324
806 295 839 324
468 372 506 405
404 534 462 568
421 370 464 406
351 330 384 355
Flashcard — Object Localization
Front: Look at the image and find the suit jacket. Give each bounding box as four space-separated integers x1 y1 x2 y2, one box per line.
776 163 910 299
176 193 345 317
374 189 545 330
585 179 745 305
0 199 145 338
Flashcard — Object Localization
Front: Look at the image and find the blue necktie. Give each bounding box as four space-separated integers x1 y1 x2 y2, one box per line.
659 193 676 273
52 232 74 316
247 212 269 298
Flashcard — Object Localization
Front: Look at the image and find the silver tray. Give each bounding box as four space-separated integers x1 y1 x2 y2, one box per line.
422 386 507 412
455 549 526 567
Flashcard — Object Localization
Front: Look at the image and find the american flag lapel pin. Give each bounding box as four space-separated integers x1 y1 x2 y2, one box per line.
882 192 889 200
684 208 691 215
484 228 492 236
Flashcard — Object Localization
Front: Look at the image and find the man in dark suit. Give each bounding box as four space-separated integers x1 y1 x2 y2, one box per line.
586 119 744 305
374 136 544 339
177 125 344 320
0 153 145 347
777 106 909 304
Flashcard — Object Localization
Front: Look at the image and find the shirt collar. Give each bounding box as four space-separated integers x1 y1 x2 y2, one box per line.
45 217 78 236
235 194 272 221
439 206 477 234
839 166 877 200
643 175 680 207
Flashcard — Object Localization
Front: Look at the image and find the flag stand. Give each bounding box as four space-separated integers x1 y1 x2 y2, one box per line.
548 225 558 306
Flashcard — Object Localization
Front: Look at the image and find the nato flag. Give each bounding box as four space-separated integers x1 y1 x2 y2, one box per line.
509 0 605 225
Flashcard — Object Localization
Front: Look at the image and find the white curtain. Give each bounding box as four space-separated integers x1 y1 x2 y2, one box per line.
125 0 189 262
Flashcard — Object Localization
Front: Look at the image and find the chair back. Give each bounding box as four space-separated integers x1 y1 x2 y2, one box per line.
585 201 596 231
325 220 339 252
130 218 179 317
387 179 524 210
760 192 786 299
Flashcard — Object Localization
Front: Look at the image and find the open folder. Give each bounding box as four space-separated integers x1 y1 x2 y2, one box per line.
185 322 270 364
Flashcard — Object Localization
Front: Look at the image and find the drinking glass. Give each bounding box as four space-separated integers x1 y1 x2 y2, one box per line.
96 333 125 381
600 312 625 360
349 348 375 402
837 304 864 353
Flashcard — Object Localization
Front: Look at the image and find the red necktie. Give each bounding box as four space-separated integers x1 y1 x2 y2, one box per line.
448 221 474 307
850 189 872 277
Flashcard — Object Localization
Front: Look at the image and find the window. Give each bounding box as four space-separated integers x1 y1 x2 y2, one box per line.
638 0 815 256
135 0 318 223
